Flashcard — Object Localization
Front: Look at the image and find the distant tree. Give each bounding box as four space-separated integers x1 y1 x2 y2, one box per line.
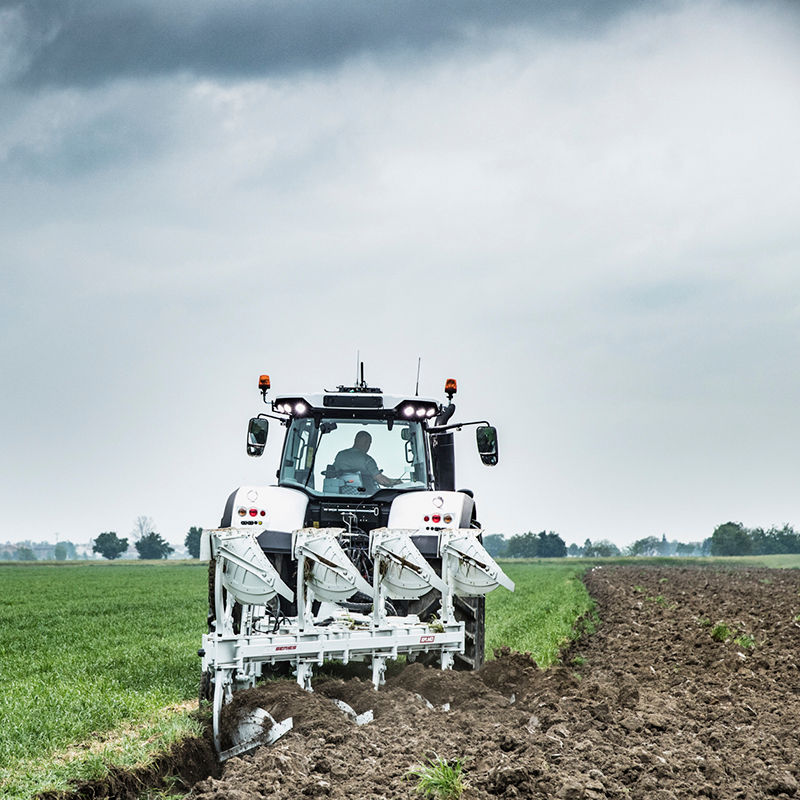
764 524 800 554
482 534 507 558
0 549 12 561
710 521 751 556
61 541 78 559
701 537 712 556
135 532 174 560
15 546 36 561
675 542 700 556
584 540 621 558
93 532 129 560
185 526 203 559
505 531 539 558
54 543 67 561
536 531 567 558
567 543 582 557
132 516 156 541
629 536 661 557
749 526 769 555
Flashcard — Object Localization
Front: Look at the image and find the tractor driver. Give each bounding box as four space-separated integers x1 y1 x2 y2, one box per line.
333 431 401 490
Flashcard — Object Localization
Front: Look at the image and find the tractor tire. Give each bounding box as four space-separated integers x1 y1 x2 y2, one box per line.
407 587 485 671
207 556 243 633
207 558 216 630
199 669 213 705
453 594 485 671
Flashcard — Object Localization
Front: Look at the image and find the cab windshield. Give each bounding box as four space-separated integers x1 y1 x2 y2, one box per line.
279 417 429 497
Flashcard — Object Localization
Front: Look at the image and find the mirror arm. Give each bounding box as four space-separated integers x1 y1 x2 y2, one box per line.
427 420 491 435
257 412 291 425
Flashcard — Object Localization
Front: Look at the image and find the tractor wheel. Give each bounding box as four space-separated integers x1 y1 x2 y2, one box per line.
199 669 213 705
407 587 485 671
453 594 485 671
207 558 216 631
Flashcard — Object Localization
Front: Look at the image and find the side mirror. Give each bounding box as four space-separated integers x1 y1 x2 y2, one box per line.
476 425 499 466
247 417 269 457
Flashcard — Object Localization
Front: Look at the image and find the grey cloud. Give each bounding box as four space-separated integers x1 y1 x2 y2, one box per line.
10 0 650 88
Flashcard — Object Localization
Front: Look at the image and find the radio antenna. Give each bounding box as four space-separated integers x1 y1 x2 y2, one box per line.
415 357 421 396
355 350 359 387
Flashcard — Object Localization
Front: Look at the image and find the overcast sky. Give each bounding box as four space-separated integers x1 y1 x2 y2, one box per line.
2 0 799 549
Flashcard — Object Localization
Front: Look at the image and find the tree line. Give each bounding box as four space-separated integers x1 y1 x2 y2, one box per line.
0 541 80 561
7 520 799 562
1 519 204 561
484 523 800 559
483 532 629 559
91 518 203 560
484 531 708 559
708 522 800 556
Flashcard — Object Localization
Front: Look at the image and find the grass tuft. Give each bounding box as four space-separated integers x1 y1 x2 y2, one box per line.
710 622 733 642
407 755 467 800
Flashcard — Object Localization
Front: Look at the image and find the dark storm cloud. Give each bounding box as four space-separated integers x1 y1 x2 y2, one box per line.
10 0 647 88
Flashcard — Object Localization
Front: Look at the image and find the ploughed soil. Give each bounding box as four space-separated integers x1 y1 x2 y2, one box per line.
44 565 800 799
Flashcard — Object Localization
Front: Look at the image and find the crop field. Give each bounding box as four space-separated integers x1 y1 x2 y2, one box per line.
3 556 800 799
0 561 207 799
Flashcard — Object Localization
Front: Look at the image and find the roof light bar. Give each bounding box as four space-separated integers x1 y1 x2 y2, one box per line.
396 400 439 420
272 398 309 416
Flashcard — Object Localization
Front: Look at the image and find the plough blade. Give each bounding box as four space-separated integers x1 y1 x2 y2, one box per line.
293 528 373 602
219 707 294 762
370 528 448 598
215 529 294 604
440 529 515 596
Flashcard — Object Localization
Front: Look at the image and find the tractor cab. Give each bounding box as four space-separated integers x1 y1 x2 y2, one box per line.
276 404 433 498
248 374 497 496
243 375 498 538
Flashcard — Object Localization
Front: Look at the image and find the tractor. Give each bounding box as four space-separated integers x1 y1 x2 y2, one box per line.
199 369 513 758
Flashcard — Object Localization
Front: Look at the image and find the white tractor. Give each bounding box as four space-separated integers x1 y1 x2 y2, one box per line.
199 368 514 758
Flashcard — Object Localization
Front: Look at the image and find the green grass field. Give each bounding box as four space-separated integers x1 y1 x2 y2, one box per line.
3 553 798 798
486 561 593 666
0 561 207 800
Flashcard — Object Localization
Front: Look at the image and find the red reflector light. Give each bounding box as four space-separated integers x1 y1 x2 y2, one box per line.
260 510 266 516
423 515 430 522
249 508 257 517
432 514 441 523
